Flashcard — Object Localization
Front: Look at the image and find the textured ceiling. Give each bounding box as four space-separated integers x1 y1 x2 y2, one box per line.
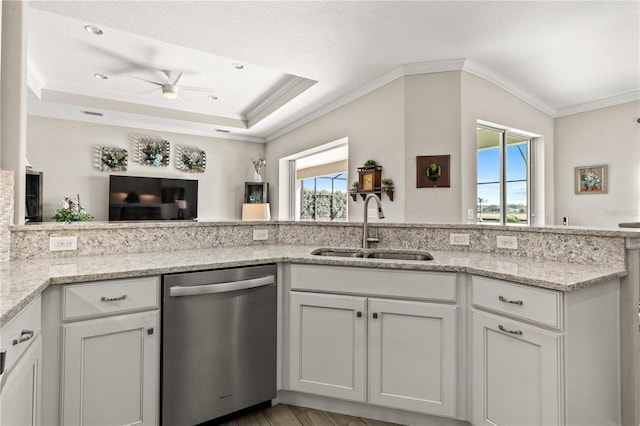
27 1 640 142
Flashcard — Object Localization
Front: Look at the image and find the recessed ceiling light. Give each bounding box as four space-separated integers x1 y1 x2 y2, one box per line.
231 63 244 70
207 95 218 100
94 73 108 80
84 25 104 35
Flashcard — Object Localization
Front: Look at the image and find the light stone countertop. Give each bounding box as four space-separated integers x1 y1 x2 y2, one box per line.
0 244 627 328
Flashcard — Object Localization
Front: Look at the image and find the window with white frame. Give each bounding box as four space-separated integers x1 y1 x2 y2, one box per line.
476 125 533 225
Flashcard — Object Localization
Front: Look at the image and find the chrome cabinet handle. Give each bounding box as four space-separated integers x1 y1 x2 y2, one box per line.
498 295 523 305
101 295 127 302
13 330 34 346
498 324 523 335
0 350 5 375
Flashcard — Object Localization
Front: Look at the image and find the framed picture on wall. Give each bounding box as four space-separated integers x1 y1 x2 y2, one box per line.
417 155 450 188
575 164 607 194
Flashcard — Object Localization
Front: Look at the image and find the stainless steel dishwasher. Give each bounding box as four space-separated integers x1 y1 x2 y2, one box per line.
161 264 277 425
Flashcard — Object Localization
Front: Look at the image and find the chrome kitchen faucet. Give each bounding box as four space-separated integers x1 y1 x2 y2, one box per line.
362 193 385 249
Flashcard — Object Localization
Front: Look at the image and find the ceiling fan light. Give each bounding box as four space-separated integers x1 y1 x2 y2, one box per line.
162 85 178 99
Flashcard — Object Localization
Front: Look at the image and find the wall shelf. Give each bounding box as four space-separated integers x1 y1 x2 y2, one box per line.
350 187 394 202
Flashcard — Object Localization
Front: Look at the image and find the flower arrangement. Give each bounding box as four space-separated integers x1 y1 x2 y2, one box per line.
100 147 128 171
251 158 266 175
137 137 170 167
179 146 206 172
53 194 93 222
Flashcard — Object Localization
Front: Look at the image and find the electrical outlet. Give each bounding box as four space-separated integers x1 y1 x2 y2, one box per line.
467 209 475 220
450 233 470 246
253 229 268 241
50 236 78 251
496 235 518 250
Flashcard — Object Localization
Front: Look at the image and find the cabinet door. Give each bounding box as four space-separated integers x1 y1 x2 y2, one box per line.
0 336 42 426
472 310 563 426
368 299 456 417
62 311 159 426
289 292 366 402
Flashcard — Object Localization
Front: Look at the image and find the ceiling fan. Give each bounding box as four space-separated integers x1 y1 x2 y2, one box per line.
133 70 216 100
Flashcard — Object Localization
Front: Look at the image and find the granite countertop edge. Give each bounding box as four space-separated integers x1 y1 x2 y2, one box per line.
0 244 627 328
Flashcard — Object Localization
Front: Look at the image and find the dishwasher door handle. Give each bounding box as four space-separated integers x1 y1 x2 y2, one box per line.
169 275 275 297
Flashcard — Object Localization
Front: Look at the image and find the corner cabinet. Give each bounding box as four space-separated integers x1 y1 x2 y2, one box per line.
0 297 42 426
288 265 457 418
58 276 160 426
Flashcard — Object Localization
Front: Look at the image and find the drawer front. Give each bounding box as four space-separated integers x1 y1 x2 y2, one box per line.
0 296 41 377
63 276 160 321
471 276 563 330
290 264 456 302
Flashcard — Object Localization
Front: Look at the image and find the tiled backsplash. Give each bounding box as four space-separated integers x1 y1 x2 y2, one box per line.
9 221 629 268
0 170 15 261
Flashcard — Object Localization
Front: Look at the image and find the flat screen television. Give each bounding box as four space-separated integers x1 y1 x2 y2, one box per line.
109 175 198 221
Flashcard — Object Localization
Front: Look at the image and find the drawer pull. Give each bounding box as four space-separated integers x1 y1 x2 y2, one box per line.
372 313 379 319
13 329 34 346
498 324 523 335
356 311 362 318
0 350 5 375
498 295 523 305
101 295 128 302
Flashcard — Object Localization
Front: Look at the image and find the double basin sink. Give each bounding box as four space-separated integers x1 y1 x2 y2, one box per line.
311 248 434 261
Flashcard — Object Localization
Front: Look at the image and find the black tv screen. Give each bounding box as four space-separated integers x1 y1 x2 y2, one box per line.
109 175 198 221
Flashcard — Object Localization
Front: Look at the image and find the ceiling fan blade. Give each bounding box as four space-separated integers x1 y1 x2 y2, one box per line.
126 75 163 86
172 72 184 86
177 85 216 93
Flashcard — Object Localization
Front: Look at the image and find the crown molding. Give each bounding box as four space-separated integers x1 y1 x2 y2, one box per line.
556 91 640 117
27 92 265 143
460 59 557 117
266 58 564 142
245 75 306 120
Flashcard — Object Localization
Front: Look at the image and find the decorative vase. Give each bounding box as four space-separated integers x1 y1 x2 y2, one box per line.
254 171 263 182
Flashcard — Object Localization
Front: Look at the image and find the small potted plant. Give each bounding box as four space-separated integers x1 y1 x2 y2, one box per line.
381 178 394 189
53 195 93 222
363 159 377 168
350 181 359 192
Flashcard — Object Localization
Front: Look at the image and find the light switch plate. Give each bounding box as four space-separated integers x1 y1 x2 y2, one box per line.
496 235 518 250
253 229 268 241
467 209 475 220
50 236 78 251
450 233 470 246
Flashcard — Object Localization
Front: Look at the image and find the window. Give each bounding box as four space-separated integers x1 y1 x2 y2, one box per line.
476 125 533 225
287 142 349 221
299 173 347 221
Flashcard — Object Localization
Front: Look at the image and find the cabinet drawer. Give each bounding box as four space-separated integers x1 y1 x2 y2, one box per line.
290 264 456 302
471 276 563 330
63 276 159 321
0 296 41 377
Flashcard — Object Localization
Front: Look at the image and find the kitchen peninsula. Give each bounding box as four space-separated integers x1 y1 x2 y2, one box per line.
1 221 638 426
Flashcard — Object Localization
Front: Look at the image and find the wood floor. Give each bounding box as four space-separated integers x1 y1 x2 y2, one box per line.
218 404 404 426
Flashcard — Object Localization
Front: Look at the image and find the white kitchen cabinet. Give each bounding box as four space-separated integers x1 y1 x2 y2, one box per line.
61 310 158 426
0 336 42 426
471 310 562 426
0 296 42 426
289 291 367 402
471 275 621 426
288 264 458 418
368 298 456 417
38 276 162 426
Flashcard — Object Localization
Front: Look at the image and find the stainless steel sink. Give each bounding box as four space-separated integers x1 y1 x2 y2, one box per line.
364 251 434 261
311 248 433 261
310 249 362 258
